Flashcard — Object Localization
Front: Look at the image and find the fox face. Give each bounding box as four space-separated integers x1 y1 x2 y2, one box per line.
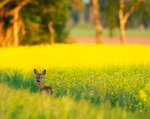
34 69 46 84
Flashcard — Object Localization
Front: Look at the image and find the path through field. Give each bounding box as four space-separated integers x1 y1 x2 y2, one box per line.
73 36 150 45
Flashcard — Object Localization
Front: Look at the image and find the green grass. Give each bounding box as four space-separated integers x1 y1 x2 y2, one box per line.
1 84 150 119
0 65 150 119
69 23 150 37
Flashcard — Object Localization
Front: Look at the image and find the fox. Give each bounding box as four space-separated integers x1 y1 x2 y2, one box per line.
34 69 54 94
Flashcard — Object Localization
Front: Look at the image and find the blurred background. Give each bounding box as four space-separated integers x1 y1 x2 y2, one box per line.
0 0 150 47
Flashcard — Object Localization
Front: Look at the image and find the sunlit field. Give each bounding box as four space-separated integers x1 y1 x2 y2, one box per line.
69 24 150 37
0 45 150 119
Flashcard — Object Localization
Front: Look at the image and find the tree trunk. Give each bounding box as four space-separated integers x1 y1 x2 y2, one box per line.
119 0 141 44
13 1 29 47
119 0 125 44
91 0 103 44
5 26 13 46
0 22 3 46
14 8 19 47
109 27 114 38
48 21 55 44
79 12 85 24
119 21 125 44
0 10 4 46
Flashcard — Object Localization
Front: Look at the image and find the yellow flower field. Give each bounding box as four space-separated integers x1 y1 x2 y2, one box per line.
0 44 150 69
0 44 150 119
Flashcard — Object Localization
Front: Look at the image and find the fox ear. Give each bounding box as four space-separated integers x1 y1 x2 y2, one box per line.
34 69 39 75
42 69 46 75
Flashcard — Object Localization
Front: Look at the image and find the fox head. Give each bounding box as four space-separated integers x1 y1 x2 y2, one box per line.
34 69 46 84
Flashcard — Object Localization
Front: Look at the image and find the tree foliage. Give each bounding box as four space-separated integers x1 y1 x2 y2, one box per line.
0 0 150 46
0 0 70 46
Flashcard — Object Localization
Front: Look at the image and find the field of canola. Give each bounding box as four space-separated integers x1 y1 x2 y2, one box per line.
0 44 150 119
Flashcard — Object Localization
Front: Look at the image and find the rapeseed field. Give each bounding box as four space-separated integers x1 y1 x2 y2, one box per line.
0 45 150 119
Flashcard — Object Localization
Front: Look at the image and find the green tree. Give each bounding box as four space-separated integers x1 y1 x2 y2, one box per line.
130 0 150 28
21 0 70 45
103 0 119 37
100 0 149 43
119 0 142 44
0 0 30 47
0 0 70 46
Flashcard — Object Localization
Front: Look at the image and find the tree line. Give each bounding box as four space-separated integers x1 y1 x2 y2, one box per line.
86 0 150 44
0 0 72 47
0 0 150 47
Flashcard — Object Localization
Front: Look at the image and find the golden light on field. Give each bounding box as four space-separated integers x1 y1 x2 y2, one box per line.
0 45 150 70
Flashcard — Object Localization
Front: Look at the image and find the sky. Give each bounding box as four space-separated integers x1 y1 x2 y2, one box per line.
83 0 90 4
